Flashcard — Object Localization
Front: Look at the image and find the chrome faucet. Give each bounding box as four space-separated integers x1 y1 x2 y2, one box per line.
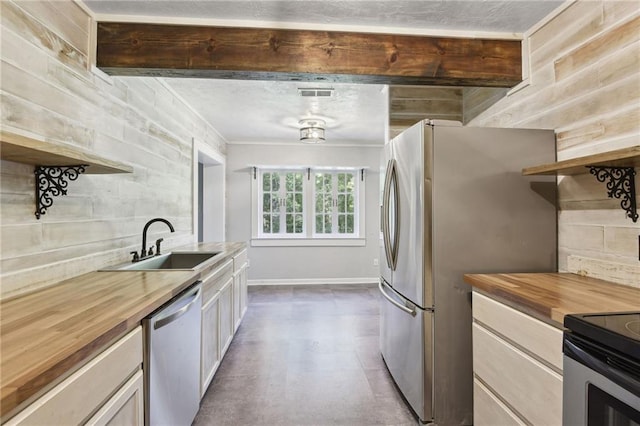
131 218 175 262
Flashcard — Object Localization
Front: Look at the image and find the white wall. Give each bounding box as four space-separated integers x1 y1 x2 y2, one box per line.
226 143 381 284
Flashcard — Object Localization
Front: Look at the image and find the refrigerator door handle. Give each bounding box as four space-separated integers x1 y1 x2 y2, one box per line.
382 159 400 271
389 159 400 270
382 159 394 269
379 279 416 316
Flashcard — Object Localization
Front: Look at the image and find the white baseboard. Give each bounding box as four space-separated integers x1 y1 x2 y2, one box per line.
248 277 378 286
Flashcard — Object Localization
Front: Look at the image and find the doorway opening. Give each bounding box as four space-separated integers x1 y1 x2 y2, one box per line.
193 139 225 242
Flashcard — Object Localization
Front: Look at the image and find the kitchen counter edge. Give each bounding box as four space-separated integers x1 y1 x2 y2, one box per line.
0 241 247 420
463 272 640 329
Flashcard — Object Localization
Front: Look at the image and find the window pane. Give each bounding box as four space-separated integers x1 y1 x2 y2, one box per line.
272 215 280 233
338 194 345 213
286 193 293 212
324 215 332 233
347 194 354 213
315 173 323 188
324 195 333 211
295 193 303 212
338 173 345 191
263 194 271 212
346 173 354 190
324 174 332 192
315 195 324 212
295 174 303 191
263 214 271 233
272 197 280 212
315 214 323 233
285 173 294 191
347 215 354 233
272 173 280 191
263 173 270 191
295 215 303 233
338 215 345 233
286 214 293 233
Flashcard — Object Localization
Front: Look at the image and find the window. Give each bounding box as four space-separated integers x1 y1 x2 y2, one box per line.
260 170 305 236
314 171 357 237
252 167 365 246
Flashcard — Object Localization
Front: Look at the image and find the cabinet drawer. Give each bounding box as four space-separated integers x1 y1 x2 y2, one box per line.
474 378 525 426
7 327 142 425
472 292 563 371
202 259 233 305
473 323 562 426
86 370 144 426
233 249 247 273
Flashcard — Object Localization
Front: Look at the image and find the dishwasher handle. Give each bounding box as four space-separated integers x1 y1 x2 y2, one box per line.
154 283 202 330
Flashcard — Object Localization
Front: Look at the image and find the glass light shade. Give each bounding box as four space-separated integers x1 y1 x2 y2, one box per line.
299 119 326 144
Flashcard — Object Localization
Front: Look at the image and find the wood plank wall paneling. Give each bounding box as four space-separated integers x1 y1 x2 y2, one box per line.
462 87 508 123
389 85 463 138
13 0 91 57
0 0 226 299
465 1 640 286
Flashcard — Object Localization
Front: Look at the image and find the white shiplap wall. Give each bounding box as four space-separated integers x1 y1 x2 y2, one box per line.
0 0 226 298
467 0 640 287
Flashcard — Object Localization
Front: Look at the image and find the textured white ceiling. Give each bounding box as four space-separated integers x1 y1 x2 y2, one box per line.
85 1 564 145
163 79 388 145
86 1 562 34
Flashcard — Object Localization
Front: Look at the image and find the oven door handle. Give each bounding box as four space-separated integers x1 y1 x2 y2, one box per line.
564 338 640 397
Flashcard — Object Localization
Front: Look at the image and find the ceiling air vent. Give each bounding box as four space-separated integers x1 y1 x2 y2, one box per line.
298 88 334 97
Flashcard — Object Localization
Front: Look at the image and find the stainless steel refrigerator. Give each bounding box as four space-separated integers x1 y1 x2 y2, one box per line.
379 119 557 425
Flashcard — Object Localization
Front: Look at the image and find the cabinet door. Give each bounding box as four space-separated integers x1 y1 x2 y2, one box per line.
233 271 242 331
240 265 248 318
201 292 221 397
219 277 234 357
86 370 144 426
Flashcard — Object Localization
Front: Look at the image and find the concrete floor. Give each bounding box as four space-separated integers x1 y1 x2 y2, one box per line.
193 284 417 425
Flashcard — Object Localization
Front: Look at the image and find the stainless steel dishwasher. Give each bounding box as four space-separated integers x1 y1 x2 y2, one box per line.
144 281 202 426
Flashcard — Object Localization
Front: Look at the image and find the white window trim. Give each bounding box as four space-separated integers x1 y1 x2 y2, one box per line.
251 166 366 247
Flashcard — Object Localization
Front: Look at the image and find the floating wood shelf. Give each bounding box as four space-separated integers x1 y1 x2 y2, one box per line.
522 145 640 176
1 131 133 218
523 145 640 223
0 131 133 174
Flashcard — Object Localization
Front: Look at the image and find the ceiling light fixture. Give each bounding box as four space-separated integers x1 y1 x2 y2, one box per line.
299 119 326 144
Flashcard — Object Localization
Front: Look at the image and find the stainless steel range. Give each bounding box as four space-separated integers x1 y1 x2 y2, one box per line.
563 312 640 426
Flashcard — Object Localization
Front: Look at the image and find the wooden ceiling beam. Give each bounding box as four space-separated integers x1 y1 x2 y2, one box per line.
96 22 522 87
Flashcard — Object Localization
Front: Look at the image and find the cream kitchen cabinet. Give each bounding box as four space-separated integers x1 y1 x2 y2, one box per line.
219 276 234 356
472 291 563 426
200 249 249 397
232 248 248 331
200 258 234 397
6 327 143 426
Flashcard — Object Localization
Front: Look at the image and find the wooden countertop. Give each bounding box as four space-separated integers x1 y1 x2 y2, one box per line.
0 241 246 419
464 273 640 328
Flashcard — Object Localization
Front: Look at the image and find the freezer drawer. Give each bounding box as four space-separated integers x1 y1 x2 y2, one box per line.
379 279 432 422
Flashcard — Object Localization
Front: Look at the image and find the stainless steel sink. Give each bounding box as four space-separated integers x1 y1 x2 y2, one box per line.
104 251 220 271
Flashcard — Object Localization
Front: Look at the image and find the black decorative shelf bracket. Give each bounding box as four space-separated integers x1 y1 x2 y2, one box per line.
35 165 87 219
587 166 638 222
